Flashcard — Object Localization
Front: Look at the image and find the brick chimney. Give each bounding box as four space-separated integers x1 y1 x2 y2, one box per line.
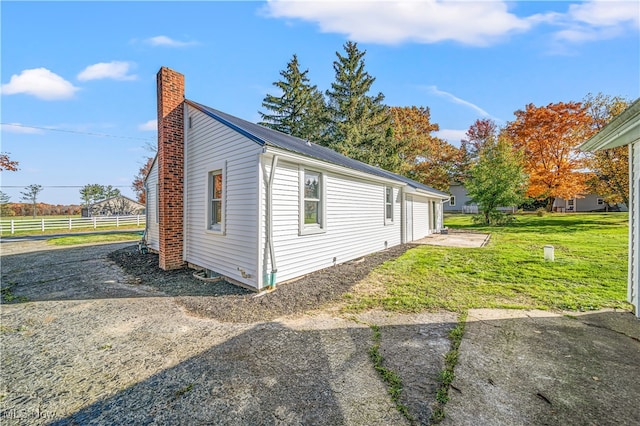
157 67 185 270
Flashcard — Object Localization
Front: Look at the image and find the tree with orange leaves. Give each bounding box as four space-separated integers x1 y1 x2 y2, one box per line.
389 106 459 192
0 152 19 171
583 93 630 206
132 157 154 204
505 102 594 211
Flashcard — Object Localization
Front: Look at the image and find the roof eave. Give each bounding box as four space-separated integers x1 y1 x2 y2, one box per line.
580 98 640 151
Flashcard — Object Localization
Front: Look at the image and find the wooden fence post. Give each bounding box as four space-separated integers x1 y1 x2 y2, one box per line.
41 219 45 232
11 220 14 235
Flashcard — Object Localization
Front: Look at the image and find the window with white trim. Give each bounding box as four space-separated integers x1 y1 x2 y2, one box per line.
208 170 223 232
385 186 394 224
300 168 326 234
597 198 604 205
450 195 456 207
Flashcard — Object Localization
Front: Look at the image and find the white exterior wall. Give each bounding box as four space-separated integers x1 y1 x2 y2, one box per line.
265 159 402 284
145 160 160 251
630 142 639 315
184 107 262 288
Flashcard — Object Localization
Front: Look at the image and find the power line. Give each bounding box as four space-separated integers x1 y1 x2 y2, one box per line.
1 123 155 141
1 185 132 189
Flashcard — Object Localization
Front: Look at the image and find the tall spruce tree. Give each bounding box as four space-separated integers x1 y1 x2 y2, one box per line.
325 42 396 170
259 54 327 142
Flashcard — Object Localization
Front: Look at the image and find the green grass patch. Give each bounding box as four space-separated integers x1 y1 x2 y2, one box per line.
368 324 414 422
47 233 141 246
349 213 630 313
431 312 467 423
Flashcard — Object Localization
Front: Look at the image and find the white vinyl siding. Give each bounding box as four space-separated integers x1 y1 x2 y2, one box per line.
145 160 160 251
630 142 639 314
266 159 402 283
184 106 262 288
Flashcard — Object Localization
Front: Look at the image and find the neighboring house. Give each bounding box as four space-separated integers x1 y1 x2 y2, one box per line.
444 183 626 213
145 67 449 290
552 195 627 213
81 196 145 217
580 97 640 318
444 183 516 214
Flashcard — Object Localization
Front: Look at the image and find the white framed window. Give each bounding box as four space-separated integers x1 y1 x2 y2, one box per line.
207 165 226 234
299 167 326 235
450 195 456 207
597 198 604 205
385 186 394 224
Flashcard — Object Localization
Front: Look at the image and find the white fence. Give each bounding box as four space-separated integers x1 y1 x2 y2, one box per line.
0 215 145 235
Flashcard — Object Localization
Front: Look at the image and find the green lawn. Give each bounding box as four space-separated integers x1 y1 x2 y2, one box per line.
47 233 142 246
348 213 630 313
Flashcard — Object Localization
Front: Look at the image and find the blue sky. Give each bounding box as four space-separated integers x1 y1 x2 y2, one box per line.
1 1 638 205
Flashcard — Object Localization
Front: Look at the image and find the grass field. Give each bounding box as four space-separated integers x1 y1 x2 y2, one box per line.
47 233 142 246
347 213 630 313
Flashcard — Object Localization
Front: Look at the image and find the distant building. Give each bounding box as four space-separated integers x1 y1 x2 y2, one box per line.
444 182 627 213
82 196 145 217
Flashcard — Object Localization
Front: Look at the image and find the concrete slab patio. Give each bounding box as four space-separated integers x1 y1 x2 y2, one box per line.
443 308 640 426
413 230 490 248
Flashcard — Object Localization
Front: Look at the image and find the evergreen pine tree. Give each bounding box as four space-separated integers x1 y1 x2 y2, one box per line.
325 41 395 170
259 54 327 142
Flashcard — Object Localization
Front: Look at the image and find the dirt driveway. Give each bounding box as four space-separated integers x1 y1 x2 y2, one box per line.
2 240 639 425
0 241 456 425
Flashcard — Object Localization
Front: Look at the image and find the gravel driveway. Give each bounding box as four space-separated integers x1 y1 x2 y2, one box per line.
0 241 456 425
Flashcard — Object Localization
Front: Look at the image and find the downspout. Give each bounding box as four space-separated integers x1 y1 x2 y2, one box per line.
266 154 279 288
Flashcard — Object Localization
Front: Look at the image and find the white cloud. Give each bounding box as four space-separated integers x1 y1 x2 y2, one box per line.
553 0 639 44
138 119 157 131
436 129 468 146
77 61 137 81
422 86 492 118
1 68 79 100
264 0 539 46
0 123 45 134
144 35 198 48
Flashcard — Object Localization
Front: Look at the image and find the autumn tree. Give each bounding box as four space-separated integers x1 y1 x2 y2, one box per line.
583 93 630 206
0 152 19 171
389 106 459 191
132 157 154 204
20 184 43 218
505 102 593 211
455 119 499 182
259 54 328 142
465 137 527 225
325 42 396 171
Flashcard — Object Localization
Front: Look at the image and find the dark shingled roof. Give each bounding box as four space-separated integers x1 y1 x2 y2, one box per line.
187 100 449 197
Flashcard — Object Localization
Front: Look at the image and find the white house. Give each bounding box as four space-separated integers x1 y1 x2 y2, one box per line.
580 97 640 318
145 67 449 290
